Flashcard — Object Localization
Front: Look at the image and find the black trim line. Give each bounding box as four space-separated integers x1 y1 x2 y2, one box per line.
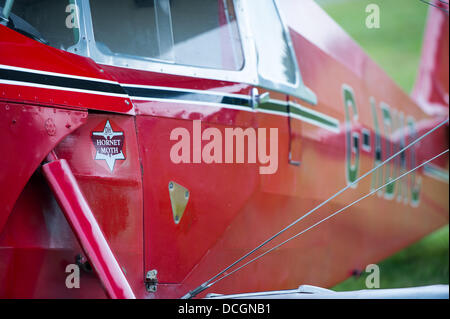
123 86 252 108
258 101 289 114
0 68 126 95
0 66 339 132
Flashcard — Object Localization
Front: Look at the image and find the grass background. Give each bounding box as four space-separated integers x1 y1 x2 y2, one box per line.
315 0 449 290
316 0 429 92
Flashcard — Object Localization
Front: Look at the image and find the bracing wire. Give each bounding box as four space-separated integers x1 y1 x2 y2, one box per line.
205 149 449 290
419 0 449 15
181 118 449 299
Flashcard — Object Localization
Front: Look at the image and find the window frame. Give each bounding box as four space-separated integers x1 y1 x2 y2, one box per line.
70 0 255 82
69 0 316 104
242 0 316 104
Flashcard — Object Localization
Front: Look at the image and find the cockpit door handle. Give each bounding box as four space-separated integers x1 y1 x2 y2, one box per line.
251 88 270 108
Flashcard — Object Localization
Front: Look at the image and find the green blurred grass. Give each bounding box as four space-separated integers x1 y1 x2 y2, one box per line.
315 0 449 290
334 226 449 290
316 0 429 93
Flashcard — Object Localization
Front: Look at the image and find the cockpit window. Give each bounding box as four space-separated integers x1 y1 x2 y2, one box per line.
170 0 244 70
1 0 79 50
90 0 159 58
246 0 296 85
89 0 244 71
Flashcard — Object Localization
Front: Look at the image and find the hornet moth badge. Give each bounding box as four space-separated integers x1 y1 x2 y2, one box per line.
91 120 126 172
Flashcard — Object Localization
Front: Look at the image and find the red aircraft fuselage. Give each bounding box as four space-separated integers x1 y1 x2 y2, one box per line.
0 0 448 298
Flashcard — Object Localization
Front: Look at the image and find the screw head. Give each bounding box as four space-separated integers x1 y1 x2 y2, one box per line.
147 269 158 279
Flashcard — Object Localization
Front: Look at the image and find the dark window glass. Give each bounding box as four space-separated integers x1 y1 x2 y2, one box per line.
246 0 296 84
2 0 78 50
90 0 244 70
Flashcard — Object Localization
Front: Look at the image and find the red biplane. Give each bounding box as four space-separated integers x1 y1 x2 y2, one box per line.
0 0 448 299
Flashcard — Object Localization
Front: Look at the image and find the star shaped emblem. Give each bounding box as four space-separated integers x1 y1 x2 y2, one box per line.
91 120 125 172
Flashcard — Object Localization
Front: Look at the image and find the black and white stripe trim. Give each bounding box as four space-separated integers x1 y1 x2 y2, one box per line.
122 84 253 112
0 64 128 98
0 64 340 132
125 85 339 132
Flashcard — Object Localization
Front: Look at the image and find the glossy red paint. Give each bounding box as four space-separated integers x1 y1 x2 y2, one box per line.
42 159 135 299
0 170 107 298
0 114 144 299
136 0 448 297
0 25 134 114
53 114 145 298
412 1 449 114
102 64 255 128
0 0 448 299
0 101 87 234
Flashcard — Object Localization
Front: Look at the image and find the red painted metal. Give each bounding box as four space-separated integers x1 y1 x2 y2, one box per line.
0 102 87 234
412 0 449 113
0 114 144 299
102 64 254 128
42 159 135 299
0 25 134 115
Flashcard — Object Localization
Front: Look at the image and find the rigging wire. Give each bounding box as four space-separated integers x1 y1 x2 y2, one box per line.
419 0 449 15
204 149 449 291
182 118 448 299
182 117 449 299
